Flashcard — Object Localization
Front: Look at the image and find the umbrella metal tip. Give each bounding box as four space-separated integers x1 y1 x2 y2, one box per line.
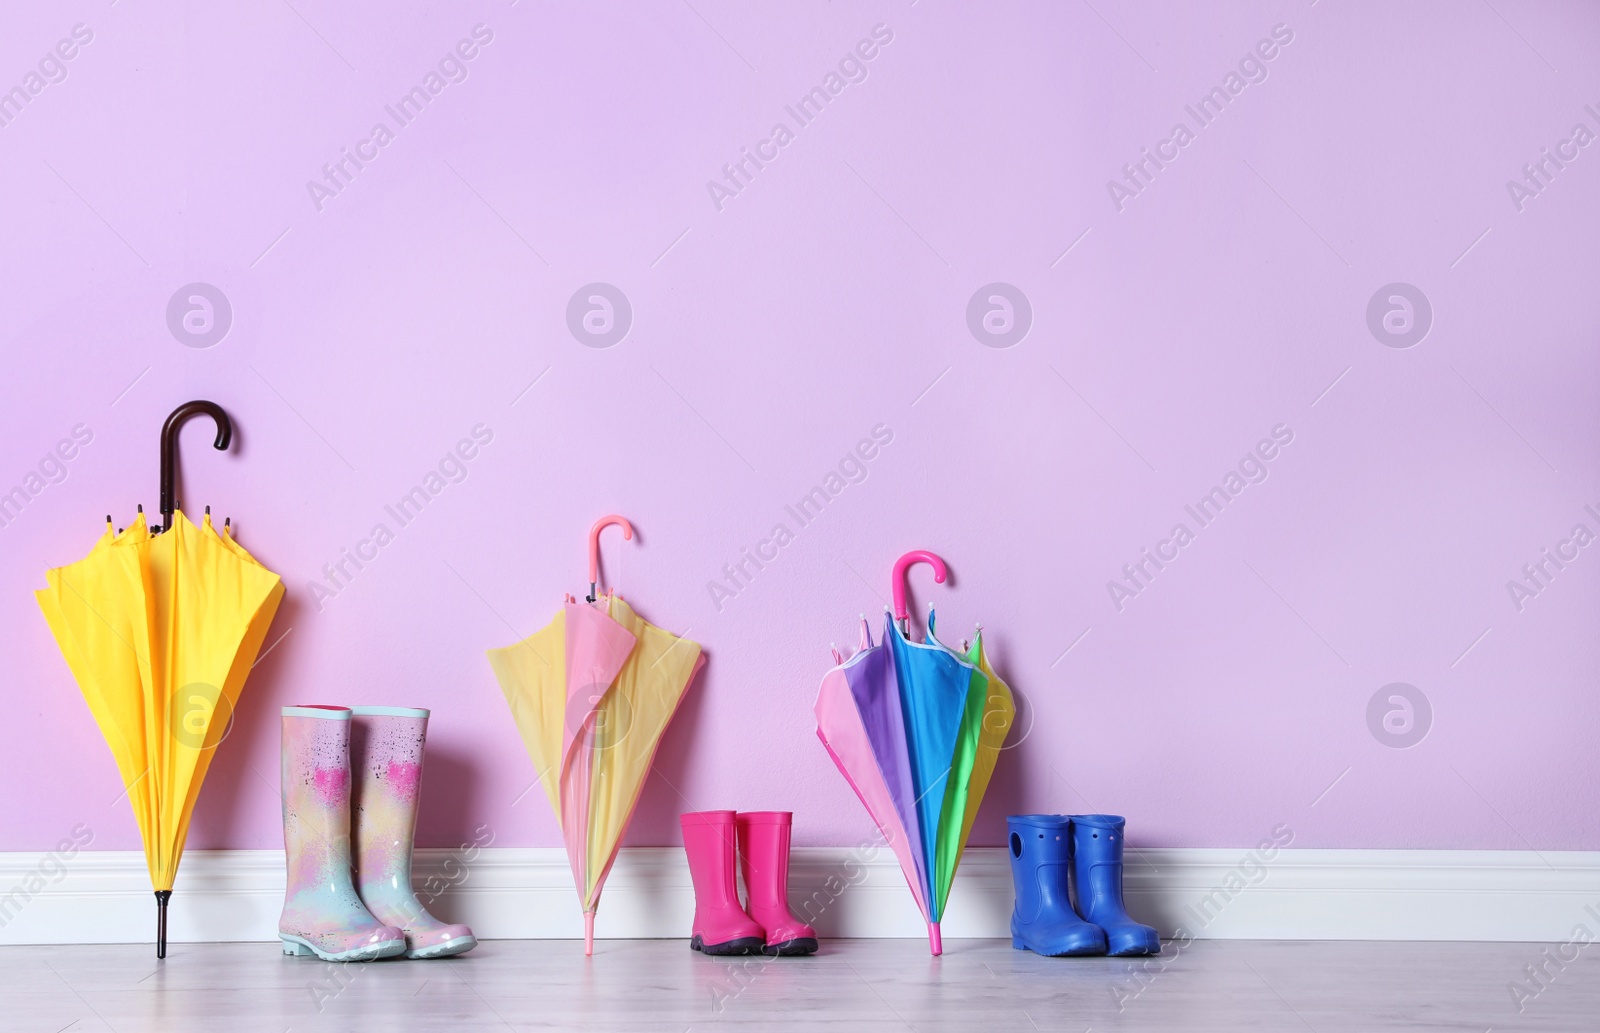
155 889 171 960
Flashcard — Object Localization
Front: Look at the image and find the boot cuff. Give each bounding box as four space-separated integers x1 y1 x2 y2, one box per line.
1007 814 1070 829
1071 814 1126 830
735 811 792 826
282 705 350 720
679 810 736 827
350 705 430 718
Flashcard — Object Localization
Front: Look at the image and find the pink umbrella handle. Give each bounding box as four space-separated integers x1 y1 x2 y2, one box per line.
892 550 949 628
587 515 634 602
928 921 943 956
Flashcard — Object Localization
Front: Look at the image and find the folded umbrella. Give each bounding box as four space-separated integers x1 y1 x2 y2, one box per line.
36 401 285 958
814 551 1014 954
487 516 704 954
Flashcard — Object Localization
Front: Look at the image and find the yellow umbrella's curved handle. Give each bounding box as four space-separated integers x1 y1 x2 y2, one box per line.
156 401 232 534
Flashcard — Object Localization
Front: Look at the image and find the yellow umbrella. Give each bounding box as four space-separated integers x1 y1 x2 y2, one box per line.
487 516 704 954
35 401 284 957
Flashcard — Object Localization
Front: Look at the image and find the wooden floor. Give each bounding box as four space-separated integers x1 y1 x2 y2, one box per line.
5 937 1595 1031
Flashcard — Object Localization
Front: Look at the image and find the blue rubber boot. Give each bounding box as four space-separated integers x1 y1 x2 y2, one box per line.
1007 815 1107 956
1069 815 1161 956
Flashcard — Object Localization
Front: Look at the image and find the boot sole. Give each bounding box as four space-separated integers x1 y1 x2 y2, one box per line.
406 934 478 960
1106 942 1163 957
690 934 766 956
1012 935 1106 957
280 934 407 962
763 937 818 956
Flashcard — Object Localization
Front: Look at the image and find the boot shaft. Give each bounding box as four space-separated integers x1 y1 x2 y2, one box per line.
1007 814 1072 924
350 706 429 879
734 811 792 905
735 810 818 953
1068 813 1161 956
345 707 477 956
281 706 356 873
679 810 765 954
680 810 741 904
1070 814 1128 915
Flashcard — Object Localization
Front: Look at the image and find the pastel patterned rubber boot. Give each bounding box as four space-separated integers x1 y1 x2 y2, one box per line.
681 811 765 955
1069 814 1161 956
351 706 477 960
1007 815 1107 956
736 812 818 956
279 706 407 962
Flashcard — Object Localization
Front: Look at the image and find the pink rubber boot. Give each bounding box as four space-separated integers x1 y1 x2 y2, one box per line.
278 706 407 962
350 706 477 960
681 811 765 955
737 812 818 956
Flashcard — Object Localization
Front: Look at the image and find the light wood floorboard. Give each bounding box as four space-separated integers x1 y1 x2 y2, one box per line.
1 938 1594 1032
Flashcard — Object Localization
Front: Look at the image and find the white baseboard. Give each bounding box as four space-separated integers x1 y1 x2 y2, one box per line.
2 846 1597 945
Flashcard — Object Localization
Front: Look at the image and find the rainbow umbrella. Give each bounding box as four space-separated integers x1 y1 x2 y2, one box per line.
487 516 704 954
814 551 1013 954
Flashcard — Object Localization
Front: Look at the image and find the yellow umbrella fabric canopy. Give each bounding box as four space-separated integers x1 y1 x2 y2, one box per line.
37 508 283 955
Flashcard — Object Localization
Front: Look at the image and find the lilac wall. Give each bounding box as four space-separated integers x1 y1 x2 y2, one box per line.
2 1 1597 854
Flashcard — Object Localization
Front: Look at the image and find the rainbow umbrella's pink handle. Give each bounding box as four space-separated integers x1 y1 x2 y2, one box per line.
587 515 634 602
892 550 949 629
928 921 943 956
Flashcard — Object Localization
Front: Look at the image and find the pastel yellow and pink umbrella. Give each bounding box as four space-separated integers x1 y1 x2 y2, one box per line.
487 516 704 954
